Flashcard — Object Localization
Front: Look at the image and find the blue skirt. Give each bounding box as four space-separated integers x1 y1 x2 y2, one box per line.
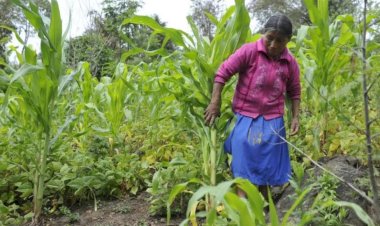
224 114 291 186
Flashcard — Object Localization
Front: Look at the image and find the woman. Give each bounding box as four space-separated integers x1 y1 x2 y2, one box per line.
204 15 301 198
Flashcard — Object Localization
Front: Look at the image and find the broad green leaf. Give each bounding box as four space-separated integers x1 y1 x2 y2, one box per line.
122 15 188 48
205 12 218 26
186 185 213 216
10 64 44 83
0 25 24 44
50 115 77 147
268 190 279 226
48 0 62 49
167 178 202 224
281 185 314 226
24 46 37 65
58 65 81 96
12 0 43 30
0 201 10 214
232 178 265 224
206 208 217 225
224 192 255 226
334 201 375 226
187 16 202 50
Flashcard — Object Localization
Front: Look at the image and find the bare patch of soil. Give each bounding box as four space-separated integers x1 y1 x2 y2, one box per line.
43 192 183 226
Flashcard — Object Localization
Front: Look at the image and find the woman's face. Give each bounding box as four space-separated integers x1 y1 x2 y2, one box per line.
263 30 290 59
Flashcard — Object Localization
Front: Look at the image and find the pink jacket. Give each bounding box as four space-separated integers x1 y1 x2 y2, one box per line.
214 38 301 120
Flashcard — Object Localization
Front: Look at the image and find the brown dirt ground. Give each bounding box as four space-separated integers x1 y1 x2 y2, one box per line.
43 192 183 226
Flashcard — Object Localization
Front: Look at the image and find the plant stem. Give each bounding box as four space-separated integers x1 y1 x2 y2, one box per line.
210 128 217 186
208 127 217 210
361 0 380 219
33 129 49 223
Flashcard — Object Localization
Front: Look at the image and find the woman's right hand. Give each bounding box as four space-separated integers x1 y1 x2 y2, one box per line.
204 101 221 126
204 82 224 126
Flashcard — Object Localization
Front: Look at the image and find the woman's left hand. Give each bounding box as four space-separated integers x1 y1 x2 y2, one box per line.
290 117 299 136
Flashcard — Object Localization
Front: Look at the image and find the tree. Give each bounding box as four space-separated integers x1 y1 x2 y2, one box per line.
92 0 174 58
190 0 224 40
247 0 361 30
0 0 50 63
0 0 14 63
89 0 142 59
65 32 115 79
65 0 175 77
367 2 380 44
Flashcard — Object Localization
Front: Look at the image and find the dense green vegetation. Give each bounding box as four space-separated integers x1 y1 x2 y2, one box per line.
0 0 379 225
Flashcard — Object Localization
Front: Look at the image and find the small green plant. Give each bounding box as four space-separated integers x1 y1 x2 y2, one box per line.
167 178 313 226
147 155 199 216
114 204 130 214
59 206 79 223
289 161 306 196
0 201 28 226
311 173 347 226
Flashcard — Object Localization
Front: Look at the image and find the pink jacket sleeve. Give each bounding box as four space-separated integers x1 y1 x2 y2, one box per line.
214 44 252 84
286 59 301 100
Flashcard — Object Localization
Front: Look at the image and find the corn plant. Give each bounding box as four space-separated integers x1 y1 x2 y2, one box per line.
298 0 379 221
167 178 315 226
69 62 98 135
297 0 360 156
2 0 70 223
63 61 133 151
80 62 130 141
168 175 375 225
122 0 252 190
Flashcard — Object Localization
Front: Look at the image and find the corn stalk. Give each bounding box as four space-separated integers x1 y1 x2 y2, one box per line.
5 0 67 223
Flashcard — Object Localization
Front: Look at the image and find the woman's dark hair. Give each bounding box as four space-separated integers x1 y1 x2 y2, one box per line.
263 15 293 38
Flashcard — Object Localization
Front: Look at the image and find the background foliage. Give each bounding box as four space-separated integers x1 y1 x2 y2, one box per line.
0 0 379 225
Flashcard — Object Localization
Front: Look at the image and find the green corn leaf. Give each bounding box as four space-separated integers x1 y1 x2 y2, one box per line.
122 15 188 48
48 0 62 49
10 64 44 84
121 47 167 62
85 103 106 121
186 185 213 216
295 25 309 52
58 65 82 96
214 6 235 34
214 180 236 201
49 115 77 148
205 12 218 26
268 190 280 226
235 178 265 224
167 178 202 225
224 192 255 226
62 11 71 41
281 185 314 226
12 0 43 30
333 201 375 226
206 208 217 225
24 46 37 65
0 25 24 44
8 45 24 64
186 16 202 50
179 219 190 226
